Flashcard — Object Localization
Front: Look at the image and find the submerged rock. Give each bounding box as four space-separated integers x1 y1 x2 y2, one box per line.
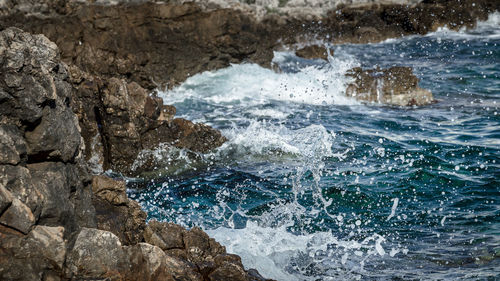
295 45 331 60
345 66 435 106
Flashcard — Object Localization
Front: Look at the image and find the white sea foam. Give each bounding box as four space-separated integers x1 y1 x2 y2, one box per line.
160 53 358 107
426 12 500 40
217 120 335 159
206 221 399 280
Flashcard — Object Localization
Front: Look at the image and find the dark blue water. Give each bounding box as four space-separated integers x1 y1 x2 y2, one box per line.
128 15 500 280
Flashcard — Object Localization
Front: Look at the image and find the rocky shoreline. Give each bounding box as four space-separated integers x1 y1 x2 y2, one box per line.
0 0 498 280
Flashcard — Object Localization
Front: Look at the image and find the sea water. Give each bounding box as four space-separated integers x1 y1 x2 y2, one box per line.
128 13 500 280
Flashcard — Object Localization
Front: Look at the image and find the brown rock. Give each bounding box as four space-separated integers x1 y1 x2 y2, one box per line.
0 198 35 234
24 225 66 269
184 227 226 264
92 175 128 205
65 227 128 279
208 262 249 281
0 225 67 280
144 220 186 251
0 183 13 215
295 45 330 60
345 67 435 106
92 175 146 245
0 125 26 165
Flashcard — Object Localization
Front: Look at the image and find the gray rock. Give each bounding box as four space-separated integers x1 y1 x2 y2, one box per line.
0 183 13 215
0 198 35 234
25 105 81 163
65 227 128 279
0 125 26 165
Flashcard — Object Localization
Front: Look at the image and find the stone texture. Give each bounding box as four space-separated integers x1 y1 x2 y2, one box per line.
0 198 35 234
0 27 271 281
0 1 275 91
24 225 66 269
144 220 186 251
0 183 13 215
69 66 226 175
92 175 128 205
65 227 128 279
345 66 435 106
295 45 330 60
0 125 26 165
92 175 147 245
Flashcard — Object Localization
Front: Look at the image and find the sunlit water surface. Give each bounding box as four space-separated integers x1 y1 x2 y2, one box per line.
127 14 500 280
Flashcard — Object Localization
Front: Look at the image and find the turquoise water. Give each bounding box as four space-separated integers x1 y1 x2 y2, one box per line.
128 14 500 280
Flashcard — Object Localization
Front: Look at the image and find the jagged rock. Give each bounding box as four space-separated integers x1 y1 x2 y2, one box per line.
144 220 186 251
0 27 270 281
0 198 35 234
92 175 147 245
0 125 26 165
127 243 202 281
24 225 66 269
0 2 275 90
345 66 435 106
28 162 93 233
184 227 226 265
295 45 330 60
0 27 80 163
65 227 129 279
0 225 66 280
0 165 45 220
144 221 272 281
0 183 13 214
92 175 128 205
24 104 81 163
69 66 224 175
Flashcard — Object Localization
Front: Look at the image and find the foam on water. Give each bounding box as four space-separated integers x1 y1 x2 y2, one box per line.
160 52 358 108
216 120 336 160
206 221 399 281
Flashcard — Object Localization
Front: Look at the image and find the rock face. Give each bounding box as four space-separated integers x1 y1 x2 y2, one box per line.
69 66 227 175
0 26 96 279
1 0 496 92
0 1 275 91
0 28 270 281
345 66 435 106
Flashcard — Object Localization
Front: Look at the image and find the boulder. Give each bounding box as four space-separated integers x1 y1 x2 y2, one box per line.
345 66 435 106
65 227 129 279
0 225 67 280
0 198 35 234
0 125 26 165
144 220 186 251
295 45 330 60
0 183 13 215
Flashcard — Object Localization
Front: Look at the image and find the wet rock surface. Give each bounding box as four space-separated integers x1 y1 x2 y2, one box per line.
0 28 271 281
295 45 330 60
345 66 435 106
69 65 226 175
